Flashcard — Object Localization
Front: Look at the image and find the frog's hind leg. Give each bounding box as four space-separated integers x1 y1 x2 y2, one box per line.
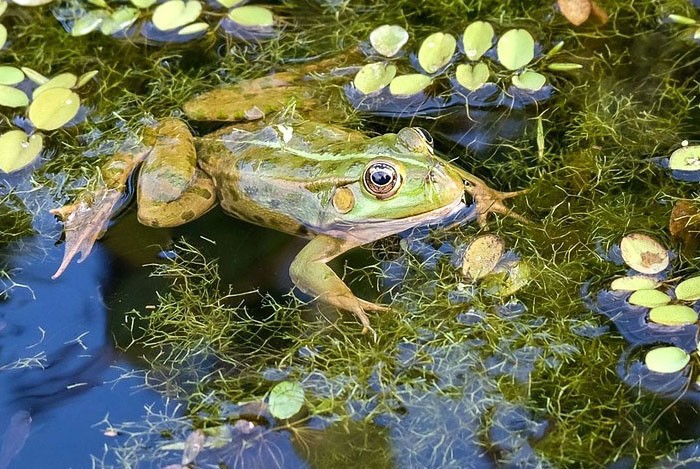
289 235 388 334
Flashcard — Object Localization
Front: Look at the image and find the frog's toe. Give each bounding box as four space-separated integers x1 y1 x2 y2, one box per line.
358 299 389 312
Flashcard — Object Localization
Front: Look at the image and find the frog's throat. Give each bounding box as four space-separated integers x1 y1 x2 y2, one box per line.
320 196 467 245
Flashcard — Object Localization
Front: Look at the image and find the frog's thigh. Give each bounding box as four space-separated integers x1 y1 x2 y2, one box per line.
289 235 388 330
137 169 217 227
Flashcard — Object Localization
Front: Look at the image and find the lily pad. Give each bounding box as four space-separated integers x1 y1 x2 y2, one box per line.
12 0 53 5
353 62 396 95
370 24 409 58
152 0 202 32
610 276 659 291
21 67 48 85
675 276 700 301
455 62 489 91
388 74 431 96
0 24 6 50
228 6 274 28
268 381 304 420
644 346 690 373
0 130 43 173
216 0 245 7
71 10 109 36
0 66 24 85
620 233 669 274
512 70 546 91
628 289 671 308
178 21 208 35
462 233 504 281
130 0 156 7
28 87 81 131
0 84 29 107
648 304 698 326
100 7 139 35
418 32 456 74
462 21 494 61
497 29 535 71
0 2 7 17
33 73 77 98
75 70 99 89
669 145 700 171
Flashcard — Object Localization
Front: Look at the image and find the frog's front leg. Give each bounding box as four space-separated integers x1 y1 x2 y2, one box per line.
289 235 388 333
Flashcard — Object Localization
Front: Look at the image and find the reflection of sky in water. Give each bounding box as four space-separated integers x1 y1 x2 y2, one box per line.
0 226 166 468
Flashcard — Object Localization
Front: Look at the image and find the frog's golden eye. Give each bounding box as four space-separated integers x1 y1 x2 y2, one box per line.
363 160 402 199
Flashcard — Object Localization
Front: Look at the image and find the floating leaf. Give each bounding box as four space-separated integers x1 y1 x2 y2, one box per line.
71 10 110 36
0 24 6 50
0 85 28 107
130 0 156 7
75 70 99 89
462 234 504 281
497 29 535 70
0 130 42 173
628 289 671 308
0 66 24 85
388 74 431 96
353 62 396 95
216 0 245 6
455 62 489 90
0 1 7 17
12 0 53 5
648 304 698 326
268 381 304 420
462 21 494 61
100 7 139 35
675 276 700 301
21 67 48 85
370 24 408 58
228 6 274 28
512 70 546 91
547 62 583 71
33 73 77 98
178 21 208 35
620 233 669 274
152 0 202 31
645 346 690 373
610 276 659 291
418 32 456 74
28 87 80 131
668 14 698 26
669 145 700 171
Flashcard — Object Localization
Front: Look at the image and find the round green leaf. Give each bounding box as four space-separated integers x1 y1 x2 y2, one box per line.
512 70 546 91
216 0 245 6
418 32 456 74
228 6 274 28
33 73 77 98
28 87 81 131
669 145 700 171
462 21 494 61
547 62 583 71
0 24 6 50
620 233 669 274
461 233 504 281
0 66 24 85
12 0 53 5
75 70 99 89
628 289 671 308
268 381 304 420
71 10 109 36
21 67 48 85
100 7 139 35
455 62 489 90
389 74 431 96
130 0 156 7
152 0 201 31
178 21 208 35
497 29 535 70
645 346 690 373
0 84 29 107
370 24 408 58
353 62 396 95
675 276 700 301
0 130 43 173
610 276 659 291
648 304 698 326
0 2 8 17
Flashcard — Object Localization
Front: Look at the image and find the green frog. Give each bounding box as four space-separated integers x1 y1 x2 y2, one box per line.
52 64 526 333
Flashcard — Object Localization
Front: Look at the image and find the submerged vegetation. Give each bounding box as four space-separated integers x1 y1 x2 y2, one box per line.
2 0 700 467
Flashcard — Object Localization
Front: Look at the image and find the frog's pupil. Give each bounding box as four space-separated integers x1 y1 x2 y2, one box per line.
372 169 392 186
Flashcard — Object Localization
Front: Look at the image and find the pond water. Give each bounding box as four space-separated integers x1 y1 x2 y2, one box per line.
2 0 700 468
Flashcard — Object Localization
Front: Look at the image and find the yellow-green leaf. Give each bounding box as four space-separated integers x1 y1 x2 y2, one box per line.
455 62 489 90
71 10 109 36
28 87 81 131
228 6 274 28
0 24 6 50
353 62 396 95
178 21 208 35
645 346 690 373
268 381 305 420
462 21 494 61
75 70 99 89
648 304 698 326
130 0 156 8
0 84 29 107
369 24 408 58
675 276 700 301
100 7 139 35
610 276 659 291
628 289 671 308
152 0 202 31
418 32 456 74
461 233 504 281
511 70 546 91
33 73 77 98
0 66 24 85
389 74 431 96
0 130 43 173
669 145 700 171
497 29 535 70
21 67 48 85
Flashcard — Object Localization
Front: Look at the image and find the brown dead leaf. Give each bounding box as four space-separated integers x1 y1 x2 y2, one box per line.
558 0 591 26
670 199 700 254
589 1 609 24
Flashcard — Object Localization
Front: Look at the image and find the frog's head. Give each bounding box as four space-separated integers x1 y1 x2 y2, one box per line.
323 128 468 243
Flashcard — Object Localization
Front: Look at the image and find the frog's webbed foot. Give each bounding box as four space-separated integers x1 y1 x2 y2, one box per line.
290 235 388 334
463 173 530 227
